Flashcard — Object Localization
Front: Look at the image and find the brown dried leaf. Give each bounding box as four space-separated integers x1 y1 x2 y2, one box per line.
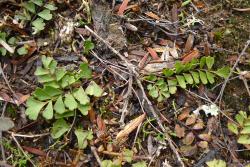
198 134 211 142
178 108 190 121
22 146 46 156
145 12 160 20
117 0 130 15
138 53 149 69
197 141 208 149
116 113 146 140
183 132 195 145
147 47 160 60
184 34 194 53
185 114 197 126
180 145 197 157
181 49 200 63
88 107 96 123
143 62 174 73
193 121 204 130
175 124 185 138
97 116 106 132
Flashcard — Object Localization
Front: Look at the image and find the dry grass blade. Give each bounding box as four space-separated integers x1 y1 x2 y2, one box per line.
116 113 146 141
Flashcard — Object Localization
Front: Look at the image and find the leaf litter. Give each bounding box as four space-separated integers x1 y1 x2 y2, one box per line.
0 0 250 166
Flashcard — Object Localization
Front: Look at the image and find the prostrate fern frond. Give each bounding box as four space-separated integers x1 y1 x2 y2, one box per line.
25 55 102 140
146 56 230 102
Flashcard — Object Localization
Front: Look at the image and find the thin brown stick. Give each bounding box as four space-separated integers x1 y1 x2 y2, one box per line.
91 146 102 166
215 40 250 105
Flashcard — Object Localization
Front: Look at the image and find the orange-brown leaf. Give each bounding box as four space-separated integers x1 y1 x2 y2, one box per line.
117 0 130 15
147 47 160 60
145 12 160 20
181 49 200 63
175 124 185 138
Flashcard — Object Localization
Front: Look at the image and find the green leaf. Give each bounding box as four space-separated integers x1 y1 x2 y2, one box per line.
78 104 90 115
54 111 74 119
101 160 121 167
206 71 215 84
181 0 192 7
199 70 208 84
183 73 193 84
79 63 92 79
206 56 214 70
148 86 158 98
42 101 53 120
73 87 90 105
236 112 245 126
144 74 157 81
132 161 147 167
48 60 57 74
215 66 230 78
34 67 49 76
38 9 52 20
168 79 177 94
33 88 51 101
200 56 206 68
123 149 133 163
41 55 52 69
241 126 250 134
25 97 47 120
54 96 66 114
176 75 186 89
206 159 226 167
74 129 93 149
55 68 67 81
23 2 36 13
8 37 17 45
0 48 7 56
43 86 62 97
60 75 76 88
32 18 45 34
84 40 95 54
163 68 174 77
64 93 78 111
44 81 60 88
238 135 250 144
190 71 199 84
227 123 238 135
30 0 43 6
37 74 54 83
85 81 103 97
44 3 57 10
51 119 70 139
175 61 184 74
244 119 250 126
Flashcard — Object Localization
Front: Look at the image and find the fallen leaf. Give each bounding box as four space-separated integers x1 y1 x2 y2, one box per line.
22 146 46 156
198 134 211 142
180 145 197 156
145 12 160 20
197 141 208 149
175 124 185 138
183 132 195 145
143 62 174 73
88 107 96 123
178 108 190 121
97 116 106 132
185 114 197 126
147 47 160 60
118 0 130 15
0 117 14 131
184 34 194 53
138 53 149 69
193 121 204 130
116 113 146 141
181 49 200 63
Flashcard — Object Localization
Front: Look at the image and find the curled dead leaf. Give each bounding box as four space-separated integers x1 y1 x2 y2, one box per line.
116 113 146 141
192 121 204 130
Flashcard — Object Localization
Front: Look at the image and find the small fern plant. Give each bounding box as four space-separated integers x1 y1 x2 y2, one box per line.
25 55 103 140
228 111 250 145
15 0 57 34
146 56 230 102
0 31 29 56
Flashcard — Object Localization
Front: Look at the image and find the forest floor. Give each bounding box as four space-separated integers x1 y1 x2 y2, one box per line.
0 0 250 166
